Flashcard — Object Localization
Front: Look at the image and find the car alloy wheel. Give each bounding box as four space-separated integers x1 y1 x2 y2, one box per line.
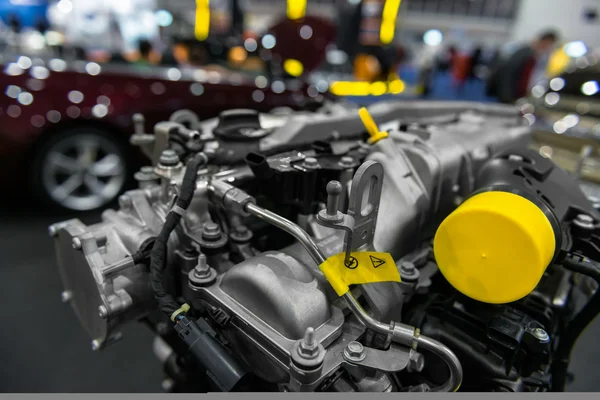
40 132 126 211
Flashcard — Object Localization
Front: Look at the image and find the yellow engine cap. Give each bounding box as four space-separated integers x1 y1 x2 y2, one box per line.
433 191 556 304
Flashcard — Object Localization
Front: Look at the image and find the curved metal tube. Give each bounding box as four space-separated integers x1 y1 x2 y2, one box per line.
245 203 328 268
243 202 463 392
417 335 463 392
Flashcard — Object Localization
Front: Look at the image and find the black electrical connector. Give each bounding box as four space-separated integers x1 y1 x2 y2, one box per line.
174 316 249 392
551 254 600 391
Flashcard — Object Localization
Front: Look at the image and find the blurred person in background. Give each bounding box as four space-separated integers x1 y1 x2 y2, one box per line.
136 39 153 65
451 45 484 96
486 30 560 103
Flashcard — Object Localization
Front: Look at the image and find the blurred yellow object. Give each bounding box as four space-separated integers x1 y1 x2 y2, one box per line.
330 81 370 96
330 79 405 96
547 46 571 77
388 79 405 94
358 107 389 144
195 0 210 41
287 0 306 20
229 46 248 64
283 59 304 77
354 54 381 81
370 81 387 96
380 0 402 45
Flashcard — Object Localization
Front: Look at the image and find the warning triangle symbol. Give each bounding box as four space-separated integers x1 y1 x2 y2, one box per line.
370 255 385 268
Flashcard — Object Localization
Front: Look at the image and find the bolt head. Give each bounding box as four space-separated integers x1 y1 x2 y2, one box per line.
161 379 175 392
60 290 72 303
400 261 415 273
202 222 221 240
98 305 108 319
72 237 82 249
577 214 594 224
339 156 355 167
326 180 342 196
533 327 550 342
346 341 364 357
159 149 180 166
118 194 132 209
408 351 425 372
48 225 58 237
91 339 102 351
303 157 318 168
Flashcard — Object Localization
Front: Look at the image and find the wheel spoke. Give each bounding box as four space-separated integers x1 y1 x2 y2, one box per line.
88 154 123 177
47 151 80 173
83 174 106 196
76 140 99 165
50 174 83 201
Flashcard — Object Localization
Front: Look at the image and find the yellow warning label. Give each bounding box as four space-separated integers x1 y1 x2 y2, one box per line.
319 251 401 296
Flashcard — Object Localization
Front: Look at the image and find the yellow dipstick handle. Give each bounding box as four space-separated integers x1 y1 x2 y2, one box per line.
358 107 389 144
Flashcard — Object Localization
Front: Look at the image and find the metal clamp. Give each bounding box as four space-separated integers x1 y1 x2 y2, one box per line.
316 161 384 265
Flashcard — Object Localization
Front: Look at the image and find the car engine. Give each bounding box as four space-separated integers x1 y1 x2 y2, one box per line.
50 100 600 392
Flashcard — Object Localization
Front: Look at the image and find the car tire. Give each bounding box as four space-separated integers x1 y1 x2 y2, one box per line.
30 126 133 213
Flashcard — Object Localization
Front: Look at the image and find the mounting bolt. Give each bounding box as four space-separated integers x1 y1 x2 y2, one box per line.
318 180 344 224
290 326 326 372
230 225 252 243
72 237 82 250
339 156 355 168
202 222 222 240
61 290 72 303
407 351 425 373
400 261 415 274
303 157 319 169
159 149 180 167
574 214 595 230
188 253 217 288
132 113 145 134
98 305 108 319
194 254 210 276
400 261 419 282
161 378 175 392
91 339 102 351
118 194 132 210
48 224 58 237
532 328 550 342
344 341 366 362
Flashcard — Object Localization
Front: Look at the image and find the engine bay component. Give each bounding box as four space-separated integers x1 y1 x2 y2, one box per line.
50 100 600 392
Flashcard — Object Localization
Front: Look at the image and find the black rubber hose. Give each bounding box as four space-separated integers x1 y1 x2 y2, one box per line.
150 152 209 315
551 254 600 392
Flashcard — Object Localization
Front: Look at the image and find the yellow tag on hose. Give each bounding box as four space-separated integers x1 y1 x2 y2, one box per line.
319 252 401 296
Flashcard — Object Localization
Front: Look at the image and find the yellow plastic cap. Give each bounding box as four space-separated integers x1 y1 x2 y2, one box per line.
433 191 556 304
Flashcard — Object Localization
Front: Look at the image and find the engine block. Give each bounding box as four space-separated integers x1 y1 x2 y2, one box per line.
50 101 600 392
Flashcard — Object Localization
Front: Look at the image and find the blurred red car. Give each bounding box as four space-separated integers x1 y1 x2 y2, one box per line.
0 56 325 211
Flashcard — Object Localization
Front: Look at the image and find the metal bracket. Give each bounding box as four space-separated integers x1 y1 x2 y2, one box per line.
342 343 410 373
316 161 384 265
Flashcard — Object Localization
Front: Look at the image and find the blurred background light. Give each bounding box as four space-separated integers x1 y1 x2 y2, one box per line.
261 34 276 50
155 10 173 27
423 29 443 46
581 81 599 96
56 0 73 14
564 41 588 58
